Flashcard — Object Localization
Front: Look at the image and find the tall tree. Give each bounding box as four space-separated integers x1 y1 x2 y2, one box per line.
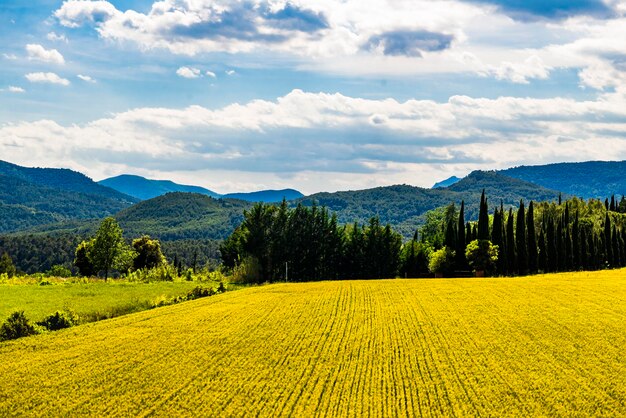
491 205 506 275
516 200 528 275
572 210 580 270
506 208 516 275
455 201 467 270
477 190 490 240
604 213 613 267
527 201 537 274
89 217 133 281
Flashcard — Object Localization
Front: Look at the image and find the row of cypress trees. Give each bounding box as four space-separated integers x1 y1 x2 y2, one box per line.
440 191 626 276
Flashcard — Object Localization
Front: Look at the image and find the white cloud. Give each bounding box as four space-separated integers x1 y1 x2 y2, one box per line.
7 86 25 93
25 44 65 65
2 53 17 60
47 32 68 43
3 89 626 193
25 72 71 86
176 66 201 78
225 70 236 76
77 74 96 83
205 70 216 78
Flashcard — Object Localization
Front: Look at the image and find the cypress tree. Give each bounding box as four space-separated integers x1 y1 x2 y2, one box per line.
472 224 478 242
572 210 580 270
556 218 565 272
612 226 621 267
580 224 588 270
527 201 537 274
564 204 573 270
516 200 528 275
456 201 467 270
444 218 456 250
547 215 557 272
558 193 562 205
604 213 613 267
492 206 506 275
466 222 472 244
605 198 609 211
538 228 547 272
610 195 616 211
506 208 516 275
477 190 489 240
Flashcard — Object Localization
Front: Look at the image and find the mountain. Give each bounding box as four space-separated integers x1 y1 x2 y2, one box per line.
222 189 304 202
298 171 562 237
499 161 626 199
432 176 461 188
115 192 252 241
99 174 304 203
98 174 220 200
0 161 138 233
0 161 136 205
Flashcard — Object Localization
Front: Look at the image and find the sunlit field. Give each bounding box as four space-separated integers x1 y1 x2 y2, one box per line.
1 270 625 416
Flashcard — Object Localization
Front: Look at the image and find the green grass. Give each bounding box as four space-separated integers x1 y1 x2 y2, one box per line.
0 280 206 323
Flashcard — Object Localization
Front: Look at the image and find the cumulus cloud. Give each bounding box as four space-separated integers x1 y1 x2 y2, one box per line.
3 89 626 192
8 86 25 93
26 44 65 64
176 66 202 78
47 32 68 42
205 70 216 78
364 30 454 57
3 53 17 60
77 74 96 83
25 72 70 86
463 0 616 21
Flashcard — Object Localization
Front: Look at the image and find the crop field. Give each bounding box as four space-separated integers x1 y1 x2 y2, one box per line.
1 270 625 416
0 280 204 323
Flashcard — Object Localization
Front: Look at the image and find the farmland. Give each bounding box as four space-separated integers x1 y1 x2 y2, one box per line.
1 270 625 416
0 280 206 323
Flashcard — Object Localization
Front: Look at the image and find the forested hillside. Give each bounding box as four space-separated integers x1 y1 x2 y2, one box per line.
298 171 562 237
500 161 626 199
115 192 252 240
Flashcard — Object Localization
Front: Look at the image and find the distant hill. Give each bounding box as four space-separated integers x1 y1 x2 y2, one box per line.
99 175 221 200
432 176 461 188
0 161 137 233
222 189 304 202
100 174 304 203
115 192 252 241
499 161 626 199
0 161 136 205
299 171 562 237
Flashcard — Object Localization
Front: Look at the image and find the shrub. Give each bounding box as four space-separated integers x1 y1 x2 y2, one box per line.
38 279 53 286
465 240 499 275
46 265 72 278
428 246 455 276
218 281 226 293
0 311 38 341
37 310 79 331
187 286 216 300
232 257 262 284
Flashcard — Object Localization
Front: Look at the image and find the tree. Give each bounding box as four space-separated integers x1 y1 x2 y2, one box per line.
527 201 538 274
89 217 134 281
455 201 467 271
506 208 516 275
465 240 499 276
477 190 489 240
516 200 528 275
132 236 166 270
74 240 95 277
492 205 506 276
428 246 455 277
0 252 16 278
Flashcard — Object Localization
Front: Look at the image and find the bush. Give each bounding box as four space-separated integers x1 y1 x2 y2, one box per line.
0 311 38 341
38 279 53 286
46 265 72 278
465 240 499 275
428 246 455 276
187 286 216 300
127 265 177 283
37 310 79 331
218 281 226 293
232 257 262 284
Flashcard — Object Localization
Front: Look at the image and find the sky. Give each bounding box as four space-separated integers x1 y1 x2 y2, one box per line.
1 0 626 195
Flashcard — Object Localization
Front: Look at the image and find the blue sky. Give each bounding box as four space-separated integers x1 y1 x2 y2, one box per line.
1 0 626 194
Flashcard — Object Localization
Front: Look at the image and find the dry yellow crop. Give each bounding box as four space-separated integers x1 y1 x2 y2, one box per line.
1 270 625 417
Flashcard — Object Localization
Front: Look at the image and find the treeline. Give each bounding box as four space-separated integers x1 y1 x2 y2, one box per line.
222 193 626 282
423 192 626 276
220 201 404 282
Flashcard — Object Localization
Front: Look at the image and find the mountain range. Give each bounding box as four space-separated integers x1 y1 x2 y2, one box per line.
99 174 304 202
1 159 624 241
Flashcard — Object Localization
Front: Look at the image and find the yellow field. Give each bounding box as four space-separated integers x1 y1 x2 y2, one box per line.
1 270 625 417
